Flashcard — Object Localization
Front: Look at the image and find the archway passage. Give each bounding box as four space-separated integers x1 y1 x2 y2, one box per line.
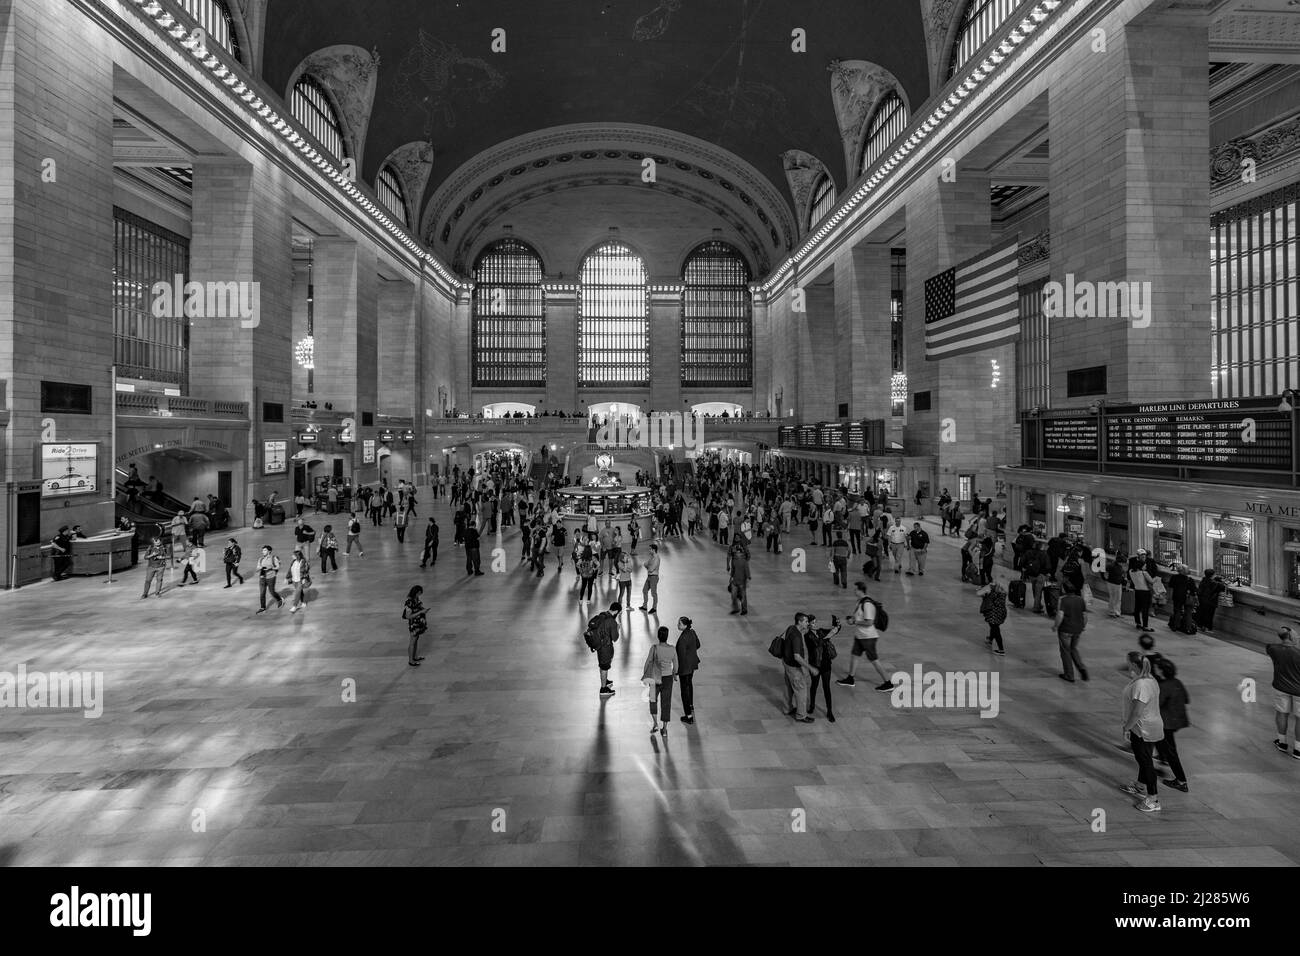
483 402 537 418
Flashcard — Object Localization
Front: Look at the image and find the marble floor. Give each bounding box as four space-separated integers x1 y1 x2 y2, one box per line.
2 503 1298 867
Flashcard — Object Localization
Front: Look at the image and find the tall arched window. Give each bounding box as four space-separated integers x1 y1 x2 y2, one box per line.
376 165 408 227
180 0 240 60
682 242 752 388
861 92 908 175
948 0 1026 79
473 239 546 387
809 175 836 230
579 242 648 387
291 75 346 161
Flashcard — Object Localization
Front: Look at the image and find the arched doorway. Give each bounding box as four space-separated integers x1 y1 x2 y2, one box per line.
483 402 537 419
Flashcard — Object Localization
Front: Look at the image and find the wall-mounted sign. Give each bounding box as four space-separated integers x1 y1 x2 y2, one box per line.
41 443 98 498
378 430 395 443
400 429 415 444
264 440 287 475
338 417 355 444
362 439 376 464
298 432 319 444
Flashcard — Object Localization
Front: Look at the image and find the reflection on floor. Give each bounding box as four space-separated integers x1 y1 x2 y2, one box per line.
1 504 1298 867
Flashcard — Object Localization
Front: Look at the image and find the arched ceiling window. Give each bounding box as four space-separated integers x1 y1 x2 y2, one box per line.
472 239 546 388
291 75 346 161
376 165 408 227
682 241 752 389
948 0 1026 79
861 92 908 176
809 175 836 230
579 242 648 388
180 0 240 60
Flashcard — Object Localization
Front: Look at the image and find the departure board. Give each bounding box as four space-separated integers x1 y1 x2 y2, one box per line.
1042 418 1099 460
819 424 847 450
1106 408 1291 470
846 421 868 453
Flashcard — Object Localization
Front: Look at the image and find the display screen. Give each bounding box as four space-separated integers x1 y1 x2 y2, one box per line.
41 443 98 498
1042 418 1099 460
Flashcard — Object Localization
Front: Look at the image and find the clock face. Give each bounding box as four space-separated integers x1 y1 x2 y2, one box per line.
595 453 613 470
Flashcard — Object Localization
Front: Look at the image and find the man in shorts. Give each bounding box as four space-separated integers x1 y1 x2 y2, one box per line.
1267 625 1300 758
835 581 895 691
592 601 622 696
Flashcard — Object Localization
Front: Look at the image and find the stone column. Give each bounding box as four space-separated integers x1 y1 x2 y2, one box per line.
799 284 837 422
649 283 682 415
1048 6 1210 404
833 242 893 420
542 283 578 413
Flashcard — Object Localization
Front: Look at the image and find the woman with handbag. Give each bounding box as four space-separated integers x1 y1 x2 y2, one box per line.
402 585 428 666
1195 569 1226 634
642 625 677 737
979 582 1008 654
805 615 841 722
1128 556 1155 633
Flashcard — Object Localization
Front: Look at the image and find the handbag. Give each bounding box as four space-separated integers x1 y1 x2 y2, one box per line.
1218 589 1234 608
1151 578 1167 604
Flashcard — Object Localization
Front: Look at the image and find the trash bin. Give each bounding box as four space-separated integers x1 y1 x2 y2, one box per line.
268 504 286 525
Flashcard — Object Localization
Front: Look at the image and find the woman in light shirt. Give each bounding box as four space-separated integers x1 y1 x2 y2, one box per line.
1127 555 1155 633
1119 652 1165 812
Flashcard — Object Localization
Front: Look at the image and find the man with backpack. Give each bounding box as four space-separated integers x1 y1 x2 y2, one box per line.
318 525 339 575
836 581 895 692
776 613 815 722
585 602 622 696
1046 531 1071 578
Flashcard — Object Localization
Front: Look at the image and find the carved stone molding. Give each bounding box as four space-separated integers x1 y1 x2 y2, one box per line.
1210 112 1300 189
827 60 909 181
782 150 834 237
1017 229 1050 267
287 45 381 164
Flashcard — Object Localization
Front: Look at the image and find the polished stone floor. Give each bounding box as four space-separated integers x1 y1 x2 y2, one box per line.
2 500 1298 867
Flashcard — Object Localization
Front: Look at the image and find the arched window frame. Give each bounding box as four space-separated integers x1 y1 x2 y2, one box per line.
376 165 408 227
578 241 649 388
681 241 752 389
179 0 241 61
472 238 546 388
808 175 836 230
290 74 348 162
860 92 909 176
948 0 1026 80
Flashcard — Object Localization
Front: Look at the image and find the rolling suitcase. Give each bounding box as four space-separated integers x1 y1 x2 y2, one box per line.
1043 582 1061 617
1008 579 1026 609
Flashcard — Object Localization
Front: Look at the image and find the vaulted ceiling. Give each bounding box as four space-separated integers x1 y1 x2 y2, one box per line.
260 0 932 258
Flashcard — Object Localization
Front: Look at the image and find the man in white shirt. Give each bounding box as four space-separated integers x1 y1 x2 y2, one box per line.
638 543 661 613
852 500 870 554
836 581 895 691
886 518 909 573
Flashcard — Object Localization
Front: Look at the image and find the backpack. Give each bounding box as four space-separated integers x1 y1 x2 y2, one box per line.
583 614 606 651
768 634 786 659
350 519 361 535
871 600 890 632
552 525 567 547
252 517 264 529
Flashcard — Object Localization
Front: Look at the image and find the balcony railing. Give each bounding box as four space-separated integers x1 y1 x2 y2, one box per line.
116 393 248 419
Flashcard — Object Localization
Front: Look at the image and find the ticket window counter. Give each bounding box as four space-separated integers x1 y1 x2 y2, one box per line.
1100 502 1130 555
1149 508 1186 571
1285 528 1300 600
1058 495 1086 543
1207 515 1253 588
1028 492 1047 540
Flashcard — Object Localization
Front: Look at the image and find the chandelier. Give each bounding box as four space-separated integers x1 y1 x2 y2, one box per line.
295 335 315 370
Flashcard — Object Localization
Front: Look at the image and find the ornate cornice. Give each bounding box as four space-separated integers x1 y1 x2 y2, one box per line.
1210 111 1300 189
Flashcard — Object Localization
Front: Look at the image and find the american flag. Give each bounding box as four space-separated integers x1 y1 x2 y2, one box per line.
923 239 1020 360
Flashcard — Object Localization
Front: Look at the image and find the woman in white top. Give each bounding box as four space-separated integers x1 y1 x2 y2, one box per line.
1127 556 1155 632
642 626 677 737
286 548 310 613
1120 653 1165 812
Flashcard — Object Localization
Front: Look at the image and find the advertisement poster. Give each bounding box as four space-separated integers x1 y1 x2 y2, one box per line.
41 443 99 497
362 439 376 465
264 440 287 475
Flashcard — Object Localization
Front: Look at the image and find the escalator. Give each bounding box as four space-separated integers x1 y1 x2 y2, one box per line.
113 469 194 542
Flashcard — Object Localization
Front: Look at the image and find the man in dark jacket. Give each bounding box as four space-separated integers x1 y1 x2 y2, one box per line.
1022 541 1049 613
728 541 751 614
591 602 622 696
1046 532 1070 578
675 617 701 723
1167 564 1194 630
421 517 439 568
463 523 483 576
